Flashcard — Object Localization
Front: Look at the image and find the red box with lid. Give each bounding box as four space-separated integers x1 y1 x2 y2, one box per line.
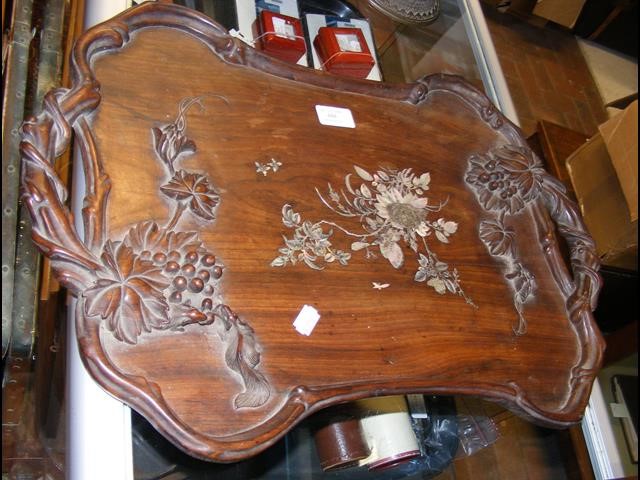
313 26 375 79
253 10 306 64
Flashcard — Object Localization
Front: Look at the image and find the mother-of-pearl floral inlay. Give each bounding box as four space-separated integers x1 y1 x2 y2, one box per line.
272 165 475 305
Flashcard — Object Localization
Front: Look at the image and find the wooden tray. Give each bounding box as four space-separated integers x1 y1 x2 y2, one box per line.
20 3 604 462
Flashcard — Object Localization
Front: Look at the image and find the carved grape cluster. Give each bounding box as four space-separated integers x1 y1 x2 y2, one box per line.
474 161 519 202
139 247 225 320
465 145 543 216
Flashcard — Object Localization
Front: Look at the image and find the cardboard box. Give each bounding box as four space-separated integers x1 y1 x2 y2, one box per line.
599 101 638 222
565 102 638 270
533 0 587 29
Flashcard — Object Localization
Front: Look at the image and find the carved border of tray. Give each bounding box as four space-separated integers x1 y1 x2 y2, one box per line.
20 3 604 462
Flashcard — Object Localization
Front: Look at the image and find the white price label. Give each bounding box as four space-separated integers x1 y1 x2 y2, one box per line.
293 305 321 336
315 105 356 128
336 33 363 52
272 17 295 39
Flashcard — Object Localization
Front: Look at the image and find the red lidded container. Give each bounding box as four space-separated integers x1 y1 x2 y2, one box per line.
253 10 306 64
313 26 375 79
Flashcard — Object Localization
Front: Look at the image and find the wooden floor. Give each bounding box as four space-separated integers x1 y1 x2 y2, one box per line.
482 5 609 137
432 398 584 479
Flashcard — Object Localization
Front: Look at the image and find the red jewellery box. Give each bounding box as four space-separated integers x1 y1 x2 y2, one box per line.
313 26 375 79
253 10 306 64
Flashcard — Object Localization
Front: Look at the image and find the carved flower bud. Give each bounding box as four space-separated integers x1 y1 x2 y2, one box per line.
168 250 181 262
204 285 214 295
140 250 151 260
169 291 182 303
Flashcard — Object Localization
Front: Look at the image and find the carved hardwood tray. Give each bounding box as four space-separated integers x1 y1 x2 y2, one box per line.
20 3 604 462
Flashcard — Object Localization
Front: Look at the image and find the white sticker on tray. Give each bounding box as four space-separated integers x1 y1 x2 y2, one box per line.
293 305 320 336
315 105 356 128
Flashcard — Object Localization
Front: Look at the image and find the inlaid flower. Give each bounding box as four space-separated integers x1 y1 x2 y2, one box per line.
433 218 458 243
479 218 516 257
275 165 473 304
465 145 543 215
375 189 429 233
160 170 220 221
84 240 171 344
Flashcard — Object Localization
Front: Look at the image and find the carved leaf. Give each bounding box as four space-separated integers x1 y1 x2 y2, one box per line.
493 145 542 202
506 264 535 304
84 241 171 344
152 126 196 168
160 170 220 221
479 219 516 257
122 221 201 255
215 305 270 408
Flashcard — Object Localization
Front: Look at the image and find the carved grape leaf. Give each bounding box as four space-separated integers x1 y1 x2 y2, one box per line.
492 146 543 202
160 170 220 221
479 219 516 258
84 241 171 344
123 221 202 255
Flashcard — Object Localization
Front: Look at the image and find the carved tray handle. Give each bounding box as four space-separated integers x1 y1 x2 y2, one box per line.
418 75 604 421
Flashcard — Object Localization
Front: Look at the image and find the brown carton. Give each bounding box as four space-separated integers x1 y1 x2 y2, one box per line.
565 102 638 270
598 101 638 222
533 0 587 28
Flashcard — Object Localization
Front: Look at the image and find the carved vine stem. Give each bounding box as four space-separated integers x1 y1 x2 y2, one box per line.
165 202 187 230
21 89 103 291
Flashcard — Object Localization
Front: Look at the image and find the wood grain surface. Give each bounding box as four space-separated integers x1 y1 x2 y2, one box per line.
19 3 604 462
